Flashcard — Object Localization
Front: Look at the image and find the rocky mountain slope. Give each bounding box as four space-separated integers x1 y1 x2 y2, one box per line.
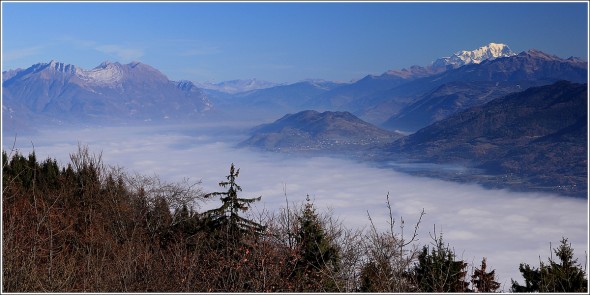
205 80 345 121
390 81 587 196
380 49 588 131
2 60 212 129
431 42 516 70
300 46 585 126
195 78 279 94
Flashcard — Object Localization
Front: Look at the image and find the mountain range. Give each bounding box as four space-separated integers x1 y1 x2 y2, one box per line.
2 43 587 196
210 80 344 114
207 43 526 122
5 43 585 130
242 80 587 197
2 60 212 130
195 78 280 94
196 43 586 130
370 49 587 129
388 81 587 196
308 43 518 121
431 42 516 69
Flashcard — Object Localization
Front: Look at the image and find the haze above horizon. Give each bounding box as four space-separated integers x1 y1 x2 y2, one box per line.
1 1 588 83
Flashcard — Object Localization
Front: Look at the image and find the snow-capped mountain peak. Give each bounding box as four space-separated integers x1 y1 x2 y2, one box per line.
432 43 516 69
79 61 124 85
96 60 118 68
455 42 515 63
195 78 279 94
45 60 79 74
6 60 172 87
3 60 213 125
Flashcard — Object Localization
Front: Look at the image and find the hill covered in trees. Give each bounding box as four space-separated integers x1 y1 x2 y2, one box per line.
389 81 587 197
241 110 402 152
2 146 587 292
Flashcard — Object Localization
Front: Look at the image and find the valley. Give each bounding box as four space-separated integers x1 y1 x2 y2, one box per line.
3 2 588 292
3 43 587 198
3 121 587 289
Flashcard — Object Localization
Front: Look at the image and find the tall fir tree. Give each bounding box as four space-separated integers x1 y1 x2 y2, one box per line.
511 237 587 292
411 233 470 292
291 195 340 291
202 163 265 244
471 257 501 292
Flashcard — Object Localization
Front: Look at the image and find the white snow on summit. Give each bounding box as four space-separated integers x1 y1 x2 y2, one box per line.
433 43 516 69
46 60 79 74
31 60 125 86
195 78 280 94
78 61 124 85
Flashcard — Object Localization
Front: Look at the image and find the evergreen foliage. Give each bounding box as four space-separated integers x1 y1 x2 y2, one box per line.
511 237 588 292
411 232 470 292
471 257 501 292
291 196 341 291
202 163 266 242
359 256 394 292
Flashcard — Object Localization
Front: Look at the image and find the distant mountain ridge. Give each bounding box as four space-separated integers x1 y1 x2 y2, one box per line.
380 49 588 131
390 80 588 196
309 45 587 125
3 45 587 197
2 60 212 129
3 44 587 135
198 43 524 122
205 80 346 121
195 78 280 94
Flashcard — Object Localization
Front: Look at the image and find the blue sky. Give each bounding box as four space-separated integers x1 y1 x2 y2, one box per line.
2 1 588 83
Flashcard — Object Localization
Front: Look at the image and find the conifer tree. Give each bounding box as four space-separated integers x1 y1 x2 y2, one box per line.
411 232 470 292
359 257 394 292
511 237 587 292
172 204 198 236
291 195 340 291
149 197 174 247
202 163 265 242
471 257 501 292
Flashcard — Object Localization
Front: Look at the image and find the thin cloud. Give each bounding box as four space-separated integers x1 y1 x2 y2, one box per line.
179 67 219 82
250 63 295 71
153 38 222 57
3 45 46 62
58 36 98 49
180 46 221 56
57 36 144 61
95 44 144 61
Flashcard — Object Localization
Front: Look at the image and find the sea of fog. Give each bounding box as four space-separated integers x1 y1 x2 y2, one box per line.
3 122 588 289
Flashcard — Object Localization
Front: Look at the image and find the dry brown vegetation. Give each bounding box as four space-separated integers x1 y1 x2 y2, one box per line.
2 145 585 292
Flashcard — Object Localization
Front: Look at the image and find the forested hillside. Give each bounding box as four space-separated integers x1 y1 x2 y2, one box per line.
2 146 587 292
